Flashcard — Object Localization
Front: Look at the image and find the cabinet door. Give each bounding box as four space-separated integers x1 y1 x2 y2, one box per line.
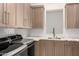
49 40 55 56
65 4 76 28
34 41 40 56
0 3 5 26
54 41 65 56
16 4 24 27
39 40 46 56
14 46 27 56
65 41 79 56
39 40 54 56
72 46 79 56
65 4 79 28
65 46 72 56
64 41 72 56
32 7 44 28
43 40 54 56
72 42 79 56
6 3 16 27
23 4 31 27
75 4 79 28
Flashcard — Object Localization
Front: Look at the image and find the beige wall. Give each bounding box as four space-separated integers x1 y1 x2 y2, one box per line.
45 3 65 11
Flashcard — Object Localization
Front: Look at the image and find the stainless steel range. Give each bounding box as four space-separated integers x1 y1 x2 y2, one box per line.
0 34 34 56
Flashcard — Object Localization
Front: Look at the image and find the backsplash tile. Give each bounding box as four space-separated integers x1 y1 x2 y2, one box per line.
15 29 29 38
28 29 44 37
0 28 29 38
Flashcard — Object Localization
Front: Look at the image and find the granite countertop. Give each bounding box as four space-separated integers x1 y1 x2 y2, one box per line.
25 37 79 41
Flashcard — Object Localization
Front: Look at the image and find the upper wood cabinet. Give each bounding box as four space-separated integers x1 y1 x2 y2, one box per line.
0 3 5 27
16 4 24 28
65 3 79 28
6 3 16 27
23 4 32 28
0 3 16 27
0 3 44 28
31 6 44 28
16 3 32 28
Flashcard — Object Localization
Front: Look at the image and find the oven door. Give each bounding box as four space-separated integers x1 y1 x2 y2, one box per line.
14 41 35 56
13 46 28 56
27 42 35 56
13 44 34 56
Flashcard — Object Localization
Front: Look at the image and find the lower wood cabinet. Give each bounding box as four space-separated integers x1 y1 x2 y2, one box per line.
72 41 79 56
72 45 79 56
64 45 72 56
39 40 55 56
34 40 79 56
39 40 46 56
35 40 55 56
64 41 72 56
34 41 40 56
54 41 65 56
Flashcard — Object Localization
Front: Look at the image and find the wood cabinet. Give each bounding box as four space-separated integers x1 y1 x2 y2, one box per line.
50 40 55 56
35 40 79 56
72 41 79 56
38 40 65 56
16 4 24 27
34 41 40 56
23 4 32 28
0 3 44 28
39 40 47 56
72 46 79 56
38 40 54 56
0 3 16 27
64 41 72 56
16 3 32 28
0 3 5 27
64 41 79 56
65 41 79 56
6 3 16 27
65 3 79 28
34 40 65 56
54 40 65 56
31 6 44 28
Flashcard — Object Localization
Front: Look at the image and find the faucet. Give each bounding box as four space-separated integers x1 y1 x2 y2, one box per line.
52 27 55 38
48 27 58 39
